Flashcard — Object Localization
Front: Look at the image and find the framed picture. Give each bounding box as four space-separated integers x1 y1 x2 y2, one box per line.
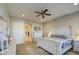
38 27 41 31
34 26 37 31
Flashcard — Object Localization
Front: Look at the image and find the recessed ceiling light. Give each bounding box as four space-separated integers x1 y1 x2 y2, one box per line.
22 14 24 16
74 3 78 6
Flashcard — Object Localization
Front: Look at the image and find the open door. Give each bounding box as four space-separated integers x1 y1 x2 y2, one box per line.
25 24 32 42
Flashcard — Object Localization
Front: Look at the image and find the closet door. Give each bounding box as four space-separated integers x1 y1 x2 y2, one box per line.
12 21 25 44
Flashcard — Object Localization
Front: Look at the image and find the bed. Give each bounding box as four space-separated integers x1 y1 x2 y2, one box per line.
37 26 72 55
37 37 72 55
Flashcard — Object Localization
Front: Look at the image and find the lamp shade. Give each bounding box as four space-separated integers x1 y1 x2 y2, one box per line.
48 31 52 37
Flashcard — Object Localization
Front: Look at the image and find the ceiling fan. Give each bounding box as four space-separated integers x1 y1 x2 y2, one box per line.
35 9 51 18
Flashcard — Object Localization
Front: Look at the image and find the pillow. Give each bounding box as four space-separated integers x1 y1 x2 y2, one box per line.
54 35 68 39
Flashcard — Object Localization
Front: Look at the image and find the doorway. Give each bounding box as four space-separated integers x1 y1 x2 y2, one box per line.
25 23 32 42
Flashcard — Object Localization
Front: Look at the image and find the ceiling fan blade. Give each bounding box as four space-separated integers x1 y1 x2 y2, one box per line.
36 14 41 17
42 15 44 18
45 14 51 16
35 11 41 14
43 9 48 14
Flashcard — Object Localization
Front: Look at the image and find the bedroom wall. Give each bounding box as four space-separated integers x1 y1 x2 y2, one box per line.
43 11 79 39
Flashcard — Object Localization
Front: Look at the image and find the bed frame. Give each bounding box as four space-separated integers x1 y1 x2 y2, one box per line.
37 38 72 55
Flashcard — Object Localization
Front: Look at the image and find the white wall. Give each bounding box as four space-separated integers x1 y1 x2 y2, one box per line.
0 17 6 34
43 11 79 39
0 4 9 20
43 21 54 37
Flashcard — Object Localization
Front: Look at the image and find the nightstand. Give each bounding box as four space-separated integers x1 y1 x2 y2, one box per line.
73 39 79 52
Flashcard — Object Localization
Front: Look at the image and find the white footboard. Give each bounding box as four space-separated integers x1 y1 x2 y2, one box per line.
37 39 72 55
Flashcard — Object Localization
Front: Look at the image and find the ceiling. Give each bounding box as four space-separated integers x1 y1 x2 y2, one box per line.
6 3 79 23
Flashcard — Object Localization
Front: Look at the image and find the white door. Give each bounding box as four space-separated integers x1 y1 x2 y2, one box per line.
12 21 25 44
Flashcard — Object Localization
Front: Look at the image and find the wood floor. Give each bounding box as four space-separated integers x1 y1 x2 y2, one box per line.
16 41 79 55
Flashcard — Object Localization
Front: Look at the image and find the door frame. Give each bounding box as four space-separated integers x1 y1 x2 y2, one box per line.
25 23 32 42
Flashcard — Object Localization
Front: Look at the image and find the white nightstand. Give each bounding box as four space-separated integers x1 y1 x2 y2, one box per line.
73 39 79 52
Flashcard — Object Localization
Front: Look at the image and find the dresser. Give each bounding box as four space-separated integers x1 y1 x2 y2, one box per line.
0 33 8 55
33 32 42 41
73 39 79 52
